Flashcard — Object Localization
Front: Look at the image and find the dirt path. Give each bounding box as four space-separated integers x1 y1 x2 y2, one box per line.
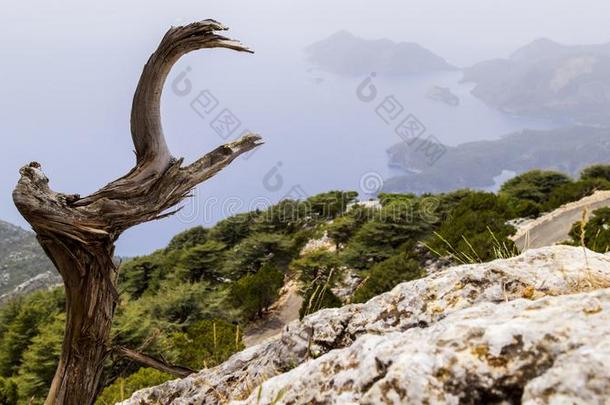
512 191 610 251
243 280 303 347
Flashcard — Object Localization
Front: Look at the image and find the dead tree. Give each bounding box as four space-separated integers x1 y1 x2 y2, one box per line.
12 20 262 405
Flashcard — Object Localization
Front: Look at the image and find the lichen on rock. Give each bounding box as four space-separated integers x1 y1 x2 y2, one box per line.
121 246 610 404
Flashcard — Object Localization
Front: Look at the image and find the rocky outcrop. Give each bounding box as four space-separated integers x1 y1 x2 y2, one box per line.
122 246 610 404
0 219 58 301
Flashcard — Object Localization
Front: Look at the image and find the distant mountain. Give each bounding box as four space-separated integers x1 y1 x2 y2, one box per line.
306 30 455 76
383 126 610 193
462 38 610 126
0 220 60 303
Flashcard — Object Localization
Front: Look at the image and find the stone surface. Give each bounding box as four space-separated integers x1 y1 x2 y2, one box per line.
122 246 610 404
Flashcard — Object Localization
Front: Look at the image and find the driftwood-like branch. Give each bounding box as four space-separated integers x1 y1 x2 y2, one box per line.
14 19 262 241
12 19 261 405
115 346 195 378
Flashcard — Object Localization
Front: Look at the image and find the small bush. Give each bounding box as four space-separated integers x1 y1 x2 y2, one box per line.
299 284 342 319
569 207 610 253
500 170 572 206
352 252 424 303
580 164 610 182
166 319 244 370
95 368 173 405
426 192 517 263
544 178 610 211
231 264 284 320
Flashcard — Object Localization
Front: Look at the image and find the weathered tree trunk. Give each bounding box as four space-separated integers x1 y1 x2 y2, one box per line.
12 20 261 405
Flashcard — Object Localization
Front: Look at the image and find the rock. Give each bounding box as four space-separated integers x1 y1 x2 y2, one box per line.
241 289 610 404
121 246 610 404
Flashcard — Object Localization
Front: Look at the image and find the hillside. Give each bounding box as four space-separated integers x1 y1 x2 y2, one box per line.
384 126 610 194
462 38 610 126
306 30 455 76
1 166 610 403
0 220 59 302
122 246 610 404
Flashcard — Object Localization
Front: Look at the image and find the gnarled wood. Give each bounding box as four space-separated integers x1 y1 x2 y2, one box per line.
12 20 261 405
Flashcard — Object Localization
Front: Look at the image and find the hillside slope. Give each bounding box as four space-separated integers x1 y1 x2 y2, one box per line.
462 38 610 126
384 126 610 193
122 246 610 404
0 220 59 302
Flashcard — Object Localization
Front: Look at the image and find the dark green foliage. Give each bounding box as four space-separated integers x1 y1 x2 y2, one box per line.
166 319 244 370
251 200 310 234
569 207 610 253
342 197 438 269
0 289 64 404
500 170 572 204
209 212 260 247
223 233 295 278
299 283 342 320
326 205 371 249
378 193 416 206
0 289 64 377
231 264 284 320
427 192 517 263
580 164 610 182
352 252 424 304
544 178 610 211
119 252 168 299
305 191 358 219
0 377 17 405
179 240 227 282
293 250 343 319
13 314 64 402
166 226 209 251
96 368 172 405
500 170 572 216
291 250 340 285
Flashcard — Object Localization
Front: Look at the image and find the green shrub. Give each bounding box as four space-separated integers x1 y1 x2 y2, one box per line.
12 313 64 402
290 249 340 285
569 207 610 253
326 205 371 249
426 192 517 263
166 319 244 370
299 284 342 319
500 170 572 206
119 252 170 299
178 240 227 282
209 212 260 247
306 191 358 219
352 252 424 303
580 164 610 182
231 264 284 320
0 377 17 405
95 368 173 405
0 289 64 377
342 198 437 269
166 226 209 251
544 178 610 211
223 233 295 278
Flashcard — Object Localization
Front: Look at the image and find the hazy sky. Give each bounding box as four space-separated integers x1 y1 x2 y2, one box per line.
2 0 610 255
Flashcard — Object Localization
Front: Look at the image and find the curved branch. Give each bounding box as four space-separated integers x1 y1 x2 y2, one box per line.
130 19 253 179
114 346 195 378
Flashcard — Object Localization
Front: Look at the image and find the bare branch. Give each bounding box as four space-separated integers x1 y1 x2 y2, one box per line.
129 19 253 180
114 346 195 378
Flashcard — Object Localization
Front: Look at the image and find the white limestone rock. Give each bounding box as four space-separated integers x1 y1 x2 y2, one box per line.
121 246 610 404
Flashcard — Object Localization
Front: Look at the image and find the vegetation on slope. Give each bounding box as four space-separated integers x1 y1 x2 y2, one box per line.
0 165 609 403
